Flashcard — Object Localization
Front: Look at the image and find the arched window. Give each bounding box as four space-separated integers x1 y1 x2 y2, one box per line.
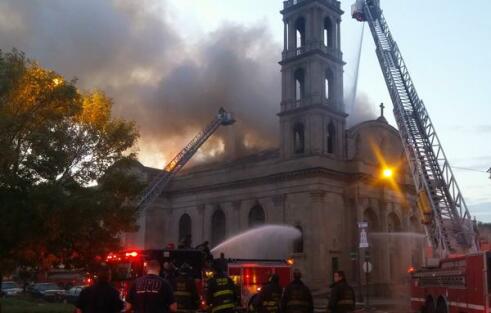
324 17 333 48
178 214 192 246
387 212 402 232
211 208 226 247
295 17 306 49
293 122 305 154
327 121 336 154
325 70 333 101
363 208 379 232
294 68 305 102
293 225 304 253
248 204 265 227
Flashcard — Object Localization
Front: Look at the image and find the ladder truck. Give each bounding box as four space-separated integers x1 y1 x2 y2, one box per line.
352 1 490 312
131 108 235 248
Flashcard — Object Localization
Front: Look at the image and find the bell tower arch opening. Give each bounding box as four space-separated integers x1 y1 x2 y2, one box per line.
279 0 346 160
295 17 306 50
294 68 306 103
324 17 334 48
293 122 305 154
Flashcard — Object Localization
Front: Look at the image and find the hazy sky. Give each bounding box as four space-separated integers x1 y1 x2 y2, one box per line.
1 0 490 220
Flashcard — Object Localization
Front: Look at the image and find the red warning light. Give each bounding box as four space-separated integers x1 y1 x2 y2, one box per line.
126 251 139 257
407 265 416 273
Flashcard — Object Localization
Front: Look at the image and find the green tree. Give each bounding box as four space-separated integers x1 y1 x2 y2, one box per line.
0 49 142 273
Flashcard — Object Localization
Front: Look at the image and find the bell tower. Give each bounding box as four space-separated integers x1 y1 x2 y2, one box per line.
279 0 346 159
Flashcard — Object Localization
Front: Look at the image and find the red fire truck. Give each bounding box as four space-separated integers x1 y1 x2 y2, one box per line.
410 252 491 313
228 259 293 307
105 248 293 309
105 248 207 301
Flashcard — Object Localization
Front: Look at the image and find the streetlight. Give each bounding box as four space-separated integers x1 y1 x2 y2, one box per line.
382 167 393 179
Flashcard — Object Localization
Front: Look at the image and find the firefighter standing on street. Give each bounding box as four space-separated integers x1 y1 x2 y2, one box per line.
206 264 238 313
252 273 283 313
174 263 200 313
327 271 355 313
280 269 313 313
75 264 124 313
126 259 177 313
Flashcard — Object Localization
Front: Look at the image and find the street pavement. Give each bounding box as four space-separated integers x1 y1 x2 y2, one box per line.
314 297 412 313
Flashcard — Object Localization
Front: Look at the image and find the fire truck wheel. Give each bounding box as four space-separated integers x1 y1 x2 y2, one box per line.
435 297 448 313
422 296 435 313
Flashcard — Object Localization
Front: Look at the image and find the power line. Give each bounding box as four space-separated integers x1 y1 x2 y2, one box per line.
452 166 488 173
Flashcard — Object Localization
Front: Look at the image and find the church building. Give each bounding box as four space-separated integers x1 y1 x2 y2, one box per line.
128 0 424 296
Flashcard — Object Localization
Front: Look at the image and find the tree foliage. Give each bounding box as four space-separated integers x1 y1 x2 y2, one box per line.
0 49 142 272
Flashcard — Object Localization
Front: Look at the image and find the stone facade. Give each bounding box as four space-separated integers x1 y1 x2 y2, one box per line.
126 0 425 296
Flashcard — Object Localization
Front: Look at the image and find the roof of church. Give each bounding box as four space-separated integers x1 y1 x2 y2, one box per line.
180 148 280 174
348 116 399 137
137 148 280 178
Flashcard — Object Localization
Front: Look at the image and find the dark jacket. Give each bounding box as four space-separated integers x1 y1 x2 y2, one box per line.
127 274 175 313
76 281 124 313
327 280 355 313
252 282 282 313
174 274 200 313
280 279 313 313
206 273 238 313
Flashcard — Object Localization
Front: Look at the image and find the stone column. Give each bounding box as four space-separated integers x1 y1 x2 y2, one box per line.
273 194 286 223
232 200 241 229
288 18 297 51
309 191 326 290
198 204 206 243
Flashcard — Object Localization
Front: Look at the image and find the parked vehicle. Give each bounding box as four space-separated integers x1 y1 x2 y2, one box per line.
64 285 87 304
29 282 66 302
1 281 23 296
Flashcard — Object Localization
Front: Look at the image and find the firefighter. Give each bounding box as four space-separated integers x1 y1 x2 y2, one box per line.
280 269 313 313
252 274 283 313
206 264 238 313
327 271 355 313
126 259 177 313
75 264 124 313
162 261 177 287
174 263 200 313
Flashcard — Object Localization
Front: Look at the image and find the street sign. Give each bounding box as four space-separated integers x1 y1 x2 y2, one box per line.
362 261 372 273
358 223 368 248
359 228 369 248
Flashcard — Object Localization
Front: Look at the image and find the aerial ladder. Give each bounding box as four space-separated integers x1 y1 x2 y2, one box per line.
131 108 235 247
351 0 478 258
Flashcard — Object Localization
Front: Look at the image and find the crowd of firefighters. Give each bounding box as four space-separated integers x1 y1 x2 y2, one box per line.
74 254 357 313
